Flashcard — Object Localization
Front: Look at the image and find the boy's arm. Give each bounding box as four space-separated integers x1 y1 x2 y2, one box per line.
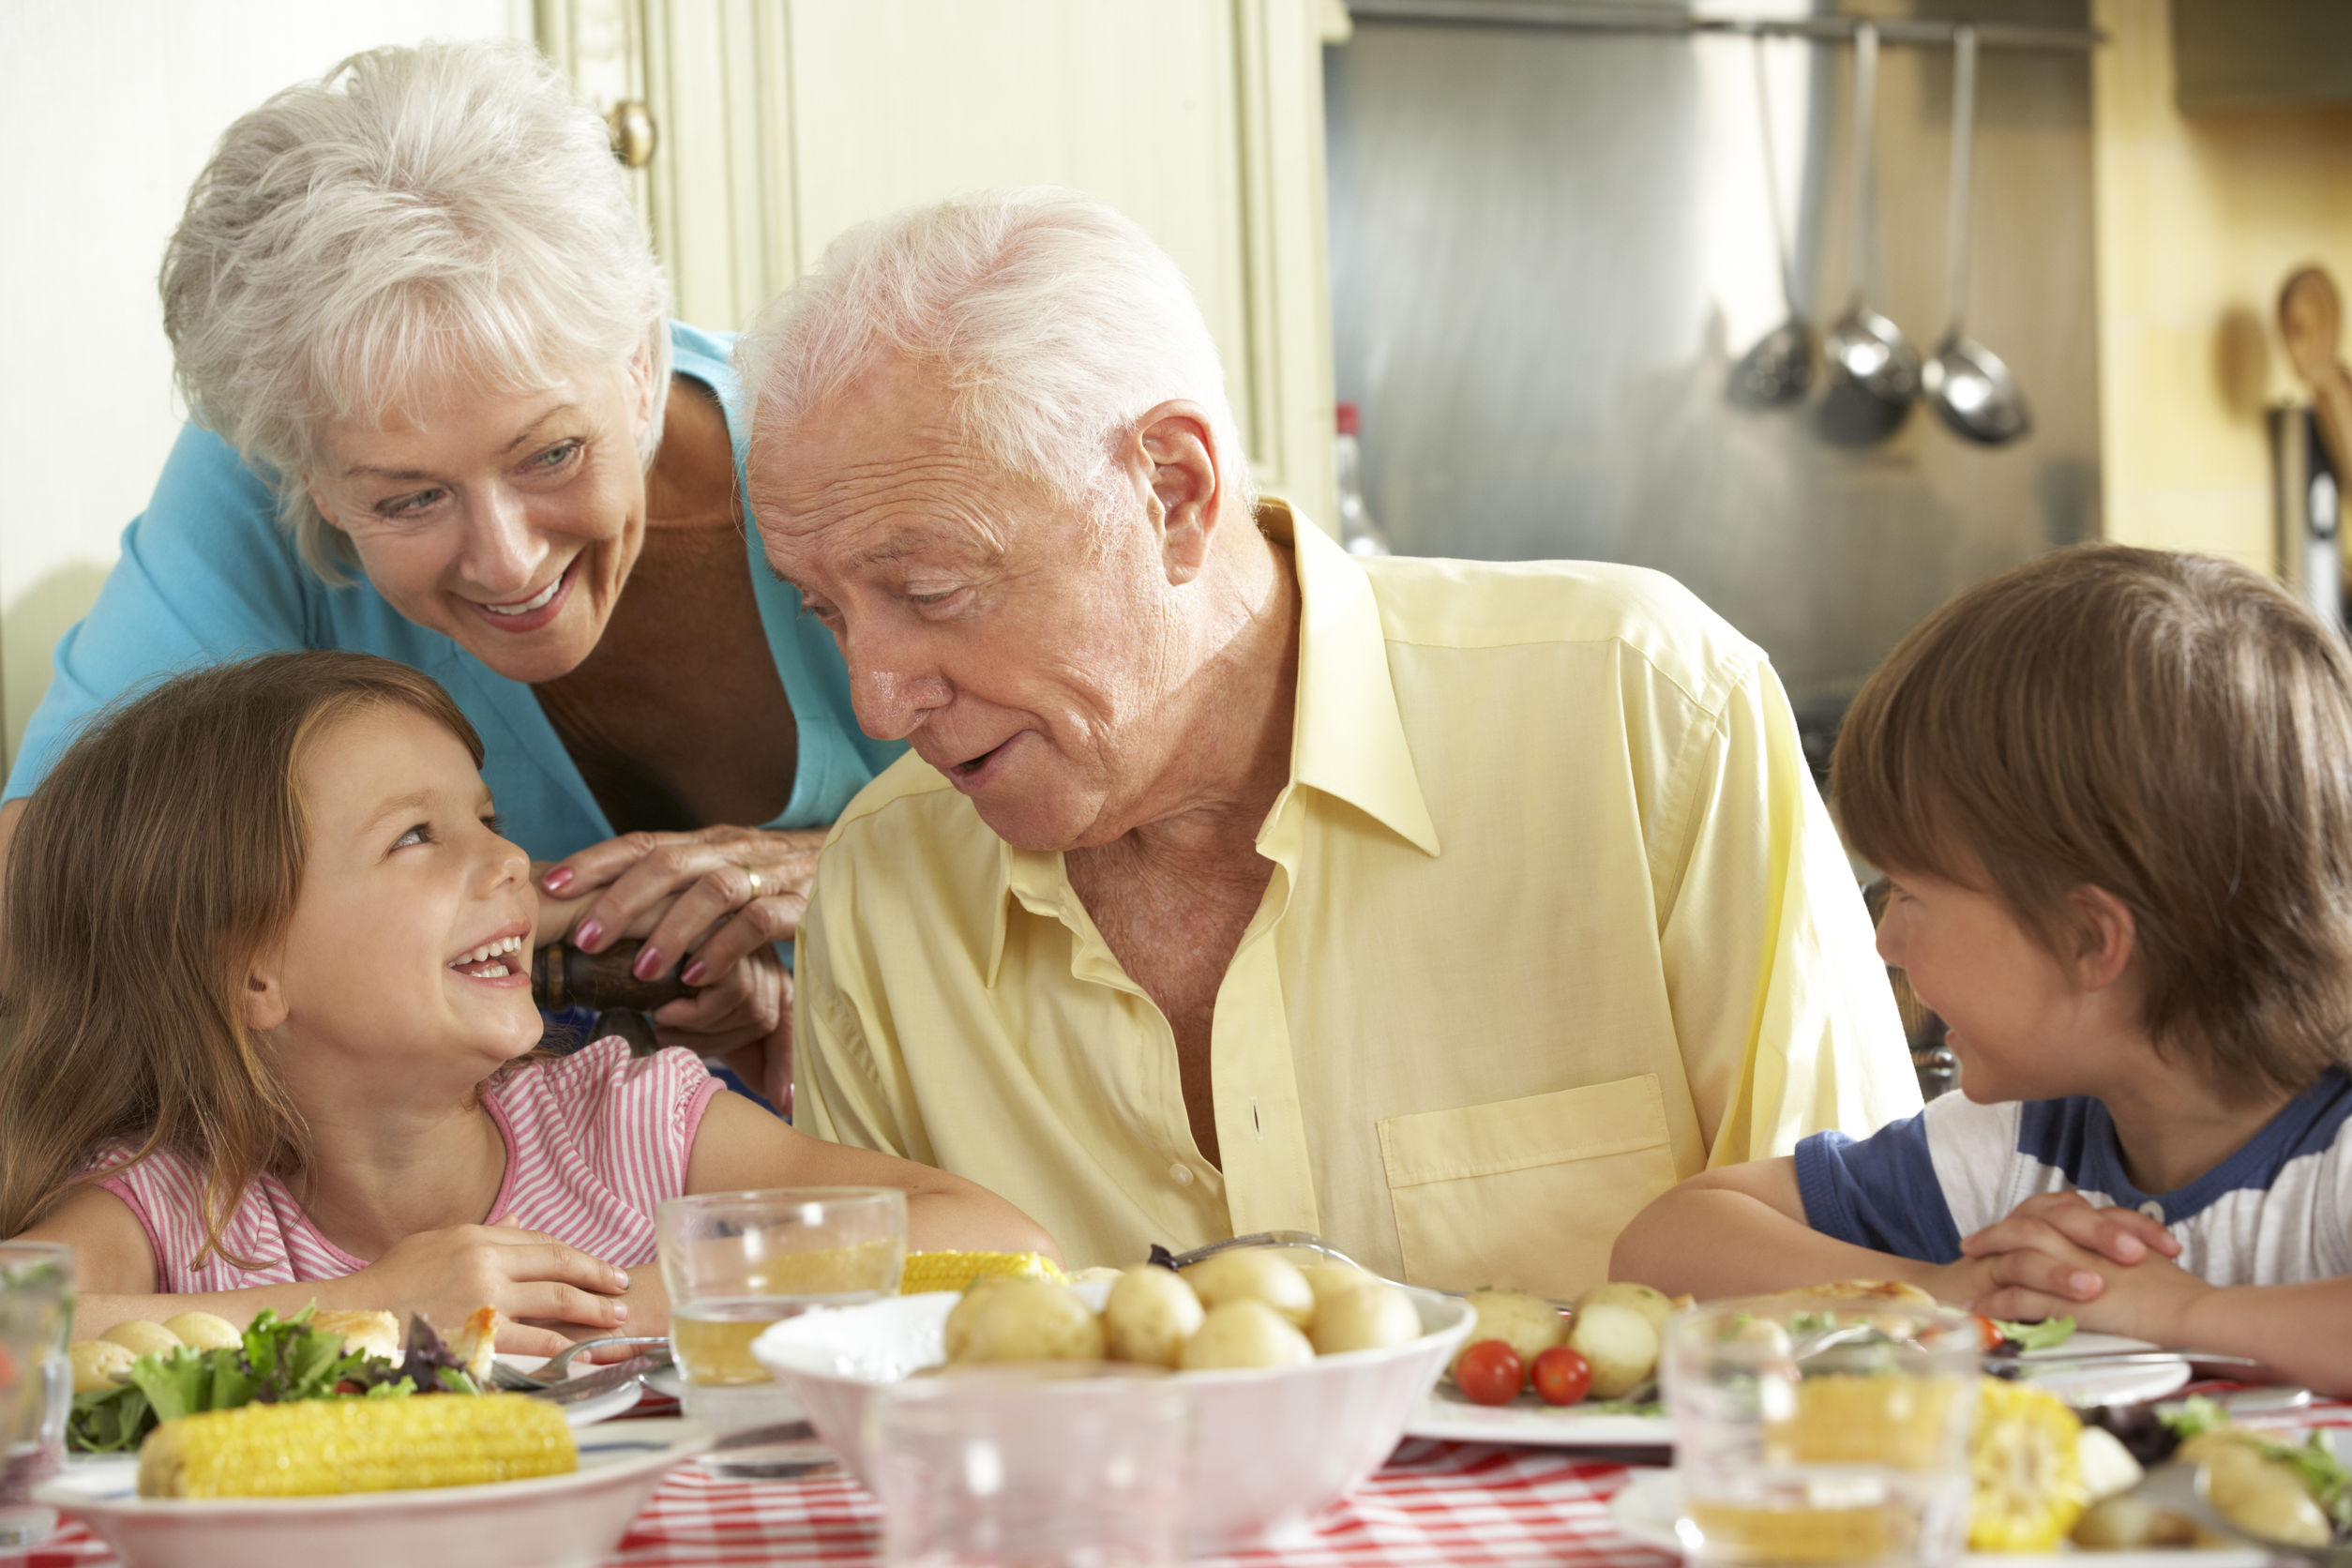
1964 1210 2352 1397
686 1091 1061 1262
1611 1157 1961 1299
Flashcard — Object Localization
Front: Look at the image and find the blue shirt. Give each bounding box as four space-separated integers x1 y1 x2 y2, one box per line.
4 323 904 861
1794 1070 2352 1289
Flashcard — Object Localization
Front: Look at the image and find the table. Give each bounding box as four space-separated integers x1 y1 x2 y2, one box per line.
11 1439 1674 1568
20 1396 2350 1568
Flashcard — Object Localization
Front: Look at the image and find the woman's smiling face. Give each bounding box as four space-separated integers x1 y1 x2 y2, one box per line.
305 362 656 685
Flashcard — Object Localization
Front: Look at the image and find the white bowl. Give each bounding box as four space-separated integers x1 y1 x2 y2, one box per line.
753 1280 1472 1553
36 1416 711 1568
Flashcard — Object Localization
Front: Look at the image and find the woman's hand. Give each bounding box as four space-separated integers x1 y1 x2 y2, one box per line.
343 1223 631 1359
538 824 822 990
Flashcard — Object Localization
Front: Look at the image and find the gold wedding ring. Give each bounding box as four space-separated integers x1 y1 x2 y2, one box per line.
745 868 763 898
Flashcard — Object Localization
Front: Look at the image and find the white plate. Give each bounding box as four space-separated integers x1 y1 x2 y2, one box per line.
1608 1467 2270 1568
1404 1333 2189 1447
37 1416 711 1568
2010 1334 2190 1409
1407 1385 1671 1448
493 1353 645 1426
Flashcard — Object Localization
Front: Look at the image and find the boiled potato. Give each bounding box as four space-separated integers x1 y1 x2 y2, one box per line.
1576 1282 1675 1336
2074 1426 2144 1503
1182 1250 1315 1330
2184 1438 2334 1548
953 1278 1106 1364
1102 1266 1205 1368
1451 1289 1565 1377
160 1311 242 1351
99 1320 182 1360
1309 1281 1420 1356
2071 1495 2198 1550
1298 1261 1376 1311
68 1339 138 1394
942 1277 1009 1363
1178 1299 1315 1371
1566 1302 1658 1398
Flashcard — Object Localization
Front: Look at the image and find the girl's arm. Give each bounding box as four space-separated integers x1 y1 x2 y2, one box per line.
1612 1157 2012 1304
16 1184 630 1357
686 1092 1061 1262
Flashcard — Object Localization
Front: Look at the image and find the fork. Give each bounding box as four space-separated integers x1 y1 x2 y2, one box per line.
490 1334 672 1390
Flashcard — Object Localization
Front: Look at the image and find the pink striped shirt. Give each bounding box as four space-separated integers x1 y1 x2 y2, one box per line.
92 1037 721 1291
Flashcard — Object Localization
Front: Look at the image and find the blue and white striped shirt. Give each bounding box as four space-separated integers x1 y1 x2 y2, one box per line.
1794 1069 2352 1288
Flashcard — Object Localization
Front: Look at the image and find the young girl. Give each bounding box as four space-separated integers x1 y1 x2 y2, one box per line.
0 653 1055 1354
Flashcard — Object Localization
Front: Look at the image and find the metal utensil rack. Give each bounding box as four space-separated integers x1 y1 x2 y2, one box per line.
1343 0 2101 53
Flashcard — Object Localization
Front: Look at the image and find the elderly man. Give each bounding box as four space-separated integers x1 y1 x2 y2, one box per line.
742 188 1919 1294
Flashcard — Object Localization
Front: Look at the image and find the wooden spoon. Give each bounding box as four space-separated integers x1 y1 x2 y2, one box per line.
2279 264 2352 479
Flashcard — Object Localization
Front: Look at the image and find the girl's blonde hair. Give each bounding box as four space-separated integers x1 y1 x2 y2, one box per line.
0 653 483 1262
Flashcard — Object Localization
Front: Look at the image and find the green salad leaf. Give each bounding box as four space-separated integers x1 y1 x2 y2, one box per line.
65 1305 479 1454
1992 1316 2076 1352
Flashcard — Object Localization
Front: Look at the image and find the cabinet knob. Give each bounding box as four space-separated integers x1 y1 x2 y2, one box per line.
607 99 657 169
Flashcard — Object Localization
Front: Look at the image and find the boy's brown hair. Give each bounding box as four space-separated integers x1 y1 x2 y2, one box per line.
1834 544 2352 1100
0 652 483 1260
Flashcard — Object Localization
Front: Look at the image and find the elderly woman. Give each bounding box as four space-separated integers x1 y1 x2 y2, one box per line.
746 188 1922 1290
0 42 897 1100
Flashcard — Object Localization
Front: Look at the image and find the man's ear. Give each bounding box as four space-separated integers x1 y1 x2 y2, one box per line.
242 944 291 1035
2066 884 2137 992
1132 401 1221 586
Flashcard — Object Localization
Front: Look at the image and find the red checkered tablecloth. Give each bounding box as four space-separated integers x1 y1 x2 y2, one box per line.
10 1440 1672 1568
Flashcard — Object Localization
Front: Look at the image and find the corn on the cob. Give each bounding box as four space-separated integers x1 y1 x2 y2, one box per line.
137 1394 576 1499
1969 1377 2088 1552
900 1249 1063 1295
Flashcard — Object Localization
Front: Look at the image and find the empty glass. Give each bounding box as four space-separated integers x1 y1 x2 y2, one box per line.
867 1364 1191 1568
0 1242 73 1551
1666 1294 1980 1568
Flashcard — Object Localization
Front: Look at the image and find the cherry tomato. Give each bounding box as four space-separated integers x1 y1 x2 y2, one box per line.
1530 1345 1592 1407
1972 1315 2005 1352
1455 1338 1525 1406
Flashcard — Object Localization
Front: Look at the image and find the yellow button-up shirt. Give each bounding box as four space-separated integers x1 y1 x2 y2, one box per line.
793 505 1920 1293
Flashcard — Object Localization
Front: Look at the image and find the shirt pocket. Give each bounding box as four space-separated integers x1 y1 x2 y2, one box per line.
1376 1074 1680 1300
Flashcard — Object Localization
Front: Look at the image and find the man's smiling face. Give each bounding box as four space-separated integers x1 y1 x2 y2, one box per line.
752 356 1188 852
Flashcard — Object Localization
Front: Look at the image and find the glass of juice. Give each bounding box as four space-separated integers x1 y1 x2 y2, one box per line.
0 1242 73 1551
1666 1293 1981 1568
656 1186 907 1462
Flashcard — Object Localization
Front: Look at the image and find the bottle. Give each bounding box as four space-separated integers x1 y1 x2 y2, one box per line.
1333 402 1392 558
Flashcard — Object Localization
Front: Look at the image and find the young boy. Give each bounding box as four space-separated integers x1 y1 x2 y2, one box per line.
1611 546 2352 1395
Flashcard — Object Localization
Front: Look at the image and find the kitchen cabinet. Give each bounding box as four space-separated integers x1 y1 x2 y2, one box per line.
538 0 1337 527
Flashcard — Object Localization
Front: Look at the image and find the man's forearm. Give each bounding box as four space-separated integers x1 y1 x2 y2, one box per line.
1612 1185 1964 1302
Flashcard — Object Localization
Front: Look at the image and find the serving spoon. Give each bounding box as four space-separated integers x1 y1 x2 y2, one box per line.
1922 27 2031 445
1820 23 1921 444
1728 35 1813 407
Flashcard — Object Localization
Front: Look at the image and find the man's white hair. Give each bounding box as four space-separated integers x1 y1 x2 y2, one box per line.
738 186 1255 519
160 40 672 581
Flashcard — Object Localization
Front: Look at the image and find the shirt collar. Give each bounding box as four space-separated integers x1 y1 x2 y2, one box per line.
985 500 1440 985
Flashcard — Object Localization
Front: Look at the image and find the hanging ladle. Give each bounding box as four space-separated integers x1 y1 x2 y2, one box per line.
1923 26 2031 445
1728 35 1811 407
1820 22 1920 445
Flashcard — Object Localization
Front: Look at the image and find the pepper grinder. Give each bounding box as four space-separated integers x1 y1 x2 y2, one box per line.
531 940 697 1012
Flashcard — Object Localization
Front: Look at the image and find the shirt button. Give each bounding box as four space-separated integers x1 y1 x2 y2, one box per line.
1169 1164 1194 1186
2138 1200 2164 1221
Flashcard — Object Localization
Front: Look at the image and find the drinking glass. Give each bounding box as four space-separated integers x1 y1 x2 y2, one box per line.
867 1364 1191 1568
0 1242 74 1551
1666 1294 1981 1568
656 1186 907 1458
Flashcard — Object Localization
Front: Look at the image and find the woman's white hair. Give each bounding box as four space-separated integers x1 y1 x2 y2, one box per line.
161 40 672 581
738 186 1255 520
